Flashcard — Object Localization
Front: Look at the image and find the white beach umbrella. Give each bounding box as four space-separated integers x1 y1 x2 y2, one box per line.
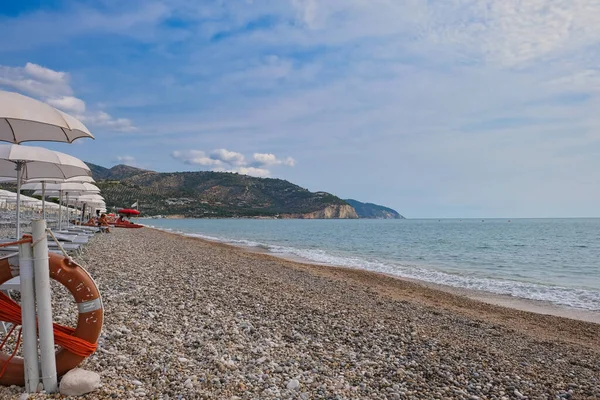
23 175 95 184
0 145 90 181
66 175 95 183
66 194 104 210
0 90 94 144
23 182 100 193
21 175 96 221
31 184 100 228
67 194 105 223
68 194 104 203
0 144 90 237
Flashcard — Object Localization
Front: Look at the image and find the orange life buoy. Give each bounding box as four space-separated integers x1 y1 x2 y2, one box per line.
0 252 103 386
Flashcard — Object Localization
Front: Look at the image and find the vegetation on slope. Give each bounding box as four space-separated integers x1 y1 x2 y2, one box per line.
87 163 351 218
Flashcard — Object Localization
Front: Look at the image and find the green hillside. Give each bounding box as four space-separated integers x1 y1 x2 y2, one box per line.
87 163 352 218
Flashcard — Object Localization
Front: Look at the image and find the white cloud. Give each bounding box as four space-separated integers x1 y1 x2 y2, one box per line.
115 155 136 165
47 96 86 114
172 148 295 177
252 0 600 70
231 167 271 178
0 62 136 132
253 153 296 167
210 149 245 166
79 111 137 132
172 150 223 167
0 63 72 98
548 69 600 92
24 62 67 83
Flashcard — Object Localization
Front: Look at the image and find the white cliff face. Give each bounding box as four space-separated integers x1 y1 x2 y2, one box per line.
281 204 359 219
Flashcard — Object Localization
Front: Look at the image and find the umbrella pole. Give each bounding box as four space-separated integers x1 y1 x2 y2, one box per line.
58 190 62 231
32 219 58 392
19 238 40 392
65 193 69 229
42 181 46 221
15 161 22 238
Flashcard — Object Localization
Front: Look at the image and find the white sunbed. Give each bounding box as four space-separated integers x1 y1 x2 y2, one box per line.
61 228 97 235
51 233 89 244
0 238 81 254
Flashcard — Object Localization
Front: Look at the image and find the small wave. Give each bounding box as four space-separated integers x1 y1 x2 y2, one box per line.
573 245 588 248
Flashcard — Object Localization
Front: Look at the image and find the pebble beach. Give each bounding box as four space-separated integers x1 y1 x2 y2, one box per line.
1 227 600 399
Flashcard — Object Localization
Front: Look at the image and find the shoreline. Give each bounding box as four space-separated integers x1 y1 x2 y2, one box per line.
152 226 600 325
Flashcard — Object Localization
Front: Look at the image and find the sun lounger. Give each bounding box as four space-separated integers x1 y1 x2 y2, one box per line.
0 238 81 254
0 247 65 255
47 242 82 252
61 230 96 238
51 233 88 244
61 228 97 235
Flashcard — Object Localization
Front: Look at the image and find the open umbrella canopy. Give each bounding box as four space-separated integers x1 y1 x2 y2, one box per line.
0 90 94 143
15 175 95 184
75 194 104 201
0 144 90 236
118 208 140 215
23 182 100 193
65 175 95 183
63 194 104 203
0 144 90 180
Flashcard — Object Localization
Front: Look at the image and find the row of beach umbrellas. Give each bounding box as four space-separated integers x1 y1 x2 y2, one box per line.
0 90 103 393
0 90 105 236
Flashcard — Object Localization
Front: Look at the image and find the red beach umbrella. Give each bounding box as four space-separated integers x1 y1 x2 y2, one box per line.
118 208 140 215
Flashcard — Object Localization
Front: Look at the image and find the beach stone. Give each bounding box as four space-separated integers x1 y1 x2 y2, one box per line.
0 226 591 400
287 379 300 390
59 368 101 396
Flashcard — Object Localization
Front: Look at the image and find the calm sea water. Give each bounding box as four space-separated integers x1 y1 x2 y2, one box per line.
141 218 600 311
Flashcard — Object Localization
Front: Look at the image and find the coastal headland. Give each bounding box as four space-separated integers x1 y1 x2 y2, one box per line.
3 228 598 399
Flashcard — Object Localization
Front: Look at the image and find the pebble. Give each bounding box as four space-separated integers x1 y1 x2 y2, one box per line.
59 368 101 396
286 379 300 390
1 228 597 400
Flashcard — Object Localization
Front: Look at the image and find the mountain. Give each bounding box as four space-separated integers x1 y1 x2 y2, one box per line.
89 164 358 219
344 199 405 219
85 163 153 181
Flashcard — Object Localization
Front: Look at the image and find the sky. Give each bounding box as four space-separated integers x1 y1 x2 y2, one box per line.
1 0 600 218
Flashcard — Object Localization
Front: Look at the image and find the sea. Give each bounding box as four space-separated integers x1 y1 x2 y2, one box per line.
141 218 600 312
